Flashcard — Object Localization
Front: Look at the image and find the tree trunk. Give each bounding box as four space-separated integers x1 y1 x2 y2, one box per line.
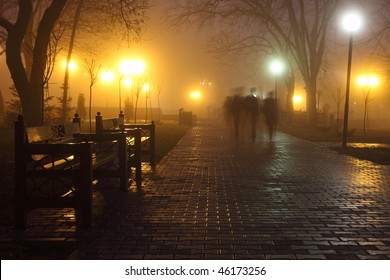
285 74 295 113
5 0 67 127
62 0 84 122
305 79 317 127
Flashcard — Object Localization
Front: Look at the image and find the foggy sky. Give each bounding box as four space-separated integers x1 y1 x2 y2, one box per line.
1 1 389 121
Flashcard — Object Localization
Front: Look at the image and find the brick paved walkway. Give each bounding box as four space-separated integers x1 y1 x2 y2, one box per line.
7 120 390 259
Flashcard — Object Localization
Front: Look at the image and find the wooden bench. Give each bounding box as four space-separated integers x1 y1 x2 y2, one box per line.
121 122 156 167
14 115 129 229
92 112 156 184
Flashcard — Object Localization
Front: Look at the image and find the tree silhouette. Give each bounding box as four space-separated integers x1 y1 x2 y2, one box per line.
171 0 339 126
0 0 151 126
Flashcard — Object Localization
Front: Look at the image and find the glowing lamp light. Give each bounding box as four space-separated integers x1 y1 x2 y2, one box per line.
101 70 115 82
269 59 284 75
123 77 132 87
340 9 364 148
143 83 150 92
342 11 363 33
293 95 302 103
358 76 379 87
120 60 145 75
63 60 76 71
190 91 201 100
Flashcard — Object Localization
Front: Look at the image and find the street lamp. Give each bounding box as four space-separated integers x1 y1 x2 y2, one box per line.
358 75 378 139
269 59 284 100
341 10 363 148
143 83 150 123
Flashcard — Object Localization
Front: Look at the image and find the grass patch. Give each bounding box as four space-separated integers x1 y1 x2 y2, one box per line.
331 147 390 165
279 125 390 165
280 127 390 165
154 124 189 162
279 126 390 144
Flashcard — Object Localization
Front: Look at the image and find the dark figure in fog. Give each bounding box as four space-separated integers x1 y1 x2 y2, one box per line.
230 87 245 141
245 87 260 142
262 91 278 141
223 96 234 137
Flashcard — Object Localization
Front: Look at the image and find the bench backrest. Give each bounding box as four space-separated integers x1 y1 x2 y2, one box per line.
101 117 124 130
26 123 81 143
95 113 124 134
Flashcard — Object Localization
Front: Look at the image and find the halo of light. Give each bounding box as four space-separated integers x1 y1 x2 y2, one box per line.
342 11 363 33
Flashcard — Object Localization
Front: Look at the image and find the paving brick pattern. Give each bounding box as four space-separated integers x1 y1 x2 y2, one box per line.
7 120 390 259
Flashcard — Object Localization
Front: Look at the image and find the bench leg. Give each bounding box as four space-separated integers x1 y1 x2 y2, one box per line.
79 144 93 228
15 187 26 230
119 136 129 192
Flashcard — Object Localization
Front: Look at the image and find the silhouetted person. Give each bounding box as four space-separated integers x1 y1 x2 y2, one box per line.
245 87 260 142
223 96 234 137
230 87 245 141
262 91 278 141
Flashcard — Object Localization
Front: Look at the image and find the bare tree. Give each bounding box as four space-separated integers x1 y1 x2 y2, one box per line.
171 0 339 126
85 58 101 132
123 97 134 122
133 76 147 124
76 93 87 121
331 87 344 131
0 0 151 127
0 89 4 123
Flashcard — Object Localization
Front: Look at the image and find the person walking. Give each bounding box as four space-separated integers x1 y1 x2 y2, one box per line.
245 87 260 142
262 91 278 141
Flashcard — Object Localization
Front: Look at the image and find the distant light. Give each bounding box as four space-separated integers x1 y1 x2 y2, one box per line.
120 60 145 75
101 70 115 82
270 59 284 75
293 95 302 103
143 83 150 92
63 60 76 71
123 77 132 87
342 11 363 33
358 75 379 87
190 91 201 100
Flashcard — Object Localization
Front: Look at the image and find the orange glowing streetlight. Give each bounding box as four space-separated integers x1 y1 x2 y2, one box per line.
293 95 303 111
101 70 115 82
357 75 379 138
190 91 201 100
121 59 146 124
142 83 151 123
63 60 76 71
118 60 145 113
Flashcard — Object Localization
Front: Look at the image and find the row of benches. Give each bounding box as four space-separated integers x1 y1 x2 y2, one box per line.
14 113 155 228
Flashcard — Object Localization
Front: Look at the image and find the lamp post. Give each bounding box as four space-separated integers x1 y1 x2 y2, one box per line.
143 83 150 123
270 59 284 100
341 11 363 148
118 74 124 113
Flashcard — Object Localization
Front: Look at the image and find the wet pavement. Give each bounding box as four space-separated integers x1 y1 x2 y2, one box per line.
3 120 390 259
